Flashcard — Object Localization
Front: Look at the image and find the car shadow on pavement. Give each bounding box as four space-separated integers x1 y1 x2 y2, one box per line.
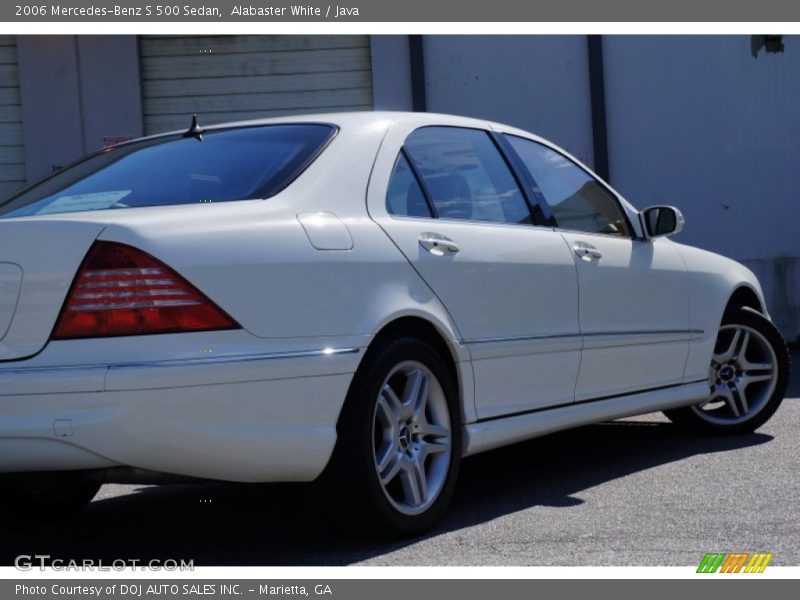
0 421 772 566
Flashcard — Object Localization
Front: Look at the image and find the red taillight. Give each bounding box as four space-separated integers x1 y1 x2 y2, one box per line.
52 241 239 340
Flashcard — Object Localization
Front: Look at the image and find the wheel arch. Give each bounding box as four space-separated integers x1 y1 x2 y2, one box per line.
354 314 476 426
726 285 766 316
371 316 459 380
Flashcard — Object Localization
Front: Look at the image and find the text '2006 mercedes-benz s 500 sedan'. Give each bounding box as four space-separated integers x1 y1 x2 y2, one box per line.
0 112 789 535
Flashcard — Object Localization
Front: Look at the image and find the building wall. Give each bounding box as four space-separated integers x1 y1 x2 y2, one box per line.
422 35 595 166
0 36 26 199
16 35 143 182
370 35 413 111
139 35 374 134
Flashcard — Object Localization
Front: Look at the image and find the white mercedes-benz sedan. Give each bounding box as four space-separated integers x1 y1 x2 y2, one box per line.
0 112 789 535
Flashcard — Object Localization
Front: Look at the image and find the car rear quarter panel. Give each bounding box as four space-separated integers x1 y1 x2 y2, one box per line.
96 202 464 345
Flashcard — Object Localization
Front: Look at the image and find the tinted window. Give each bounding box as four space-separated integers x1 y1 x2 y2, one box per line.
404 127 531 225
506 135 631 237
386 153 432 218
0 124 335 218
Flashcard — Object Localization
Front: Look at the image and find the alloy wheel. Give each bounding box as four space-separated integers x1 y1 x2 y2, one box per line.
372 360 452 516
693 324 778 425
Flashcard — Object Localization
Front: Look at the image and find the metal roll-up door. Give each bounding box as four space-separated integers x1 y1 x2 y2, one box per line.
0 36 25 199
139 35 374 135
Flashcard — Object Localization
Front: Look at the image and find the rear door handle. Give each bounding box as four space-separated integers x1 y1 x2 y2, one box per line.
573 243 602 261
419 233 460 256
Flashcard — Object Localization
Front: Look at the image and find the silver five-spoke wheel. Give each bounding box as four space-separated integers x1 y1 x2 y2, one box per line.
372 360 452 516
693 324 778 425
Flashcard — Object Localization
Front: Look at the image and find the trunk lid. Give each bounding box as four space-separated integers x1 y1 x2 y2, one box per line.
0 219 105 361
0 263 22 340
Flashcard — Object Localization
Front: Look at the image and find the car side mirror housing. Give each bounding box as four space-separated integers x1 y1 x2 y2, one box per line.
641 205 684 239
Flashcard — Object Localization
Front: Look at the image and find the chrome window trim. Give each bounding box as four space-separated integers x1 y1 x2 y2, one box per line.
552 225 639 241
387 212 552 230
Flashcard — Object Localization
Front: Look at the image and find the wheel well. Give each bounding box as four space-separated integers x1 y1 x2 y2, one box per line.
369 317 459 386
726 286 764 316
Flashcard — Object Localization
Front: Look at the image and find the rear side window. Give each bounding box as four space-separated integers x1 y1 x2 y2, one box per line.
505 134 632 237
0 124 336 218
386 153 433 218
402 127 531 225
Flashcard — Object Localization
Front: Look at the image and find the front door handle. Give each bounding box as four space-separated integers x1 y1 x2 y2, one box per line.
573 242 602 261
419 233 460 256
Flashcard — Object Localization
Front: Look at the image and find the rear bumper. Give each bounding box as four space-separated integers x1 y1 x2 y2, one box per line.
0 347 362 482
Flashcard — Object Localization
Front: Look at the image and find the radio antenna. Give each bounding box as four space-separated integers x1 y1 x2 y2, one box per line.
183 114 204 141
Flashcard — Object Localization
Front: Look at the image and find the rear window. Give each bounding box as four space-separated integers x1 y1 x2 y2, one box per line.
0 124 336 218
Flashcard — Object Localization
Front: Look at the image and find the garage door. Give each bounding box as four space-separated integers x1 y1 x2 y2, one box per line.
0 36 25 200
139 35 374 135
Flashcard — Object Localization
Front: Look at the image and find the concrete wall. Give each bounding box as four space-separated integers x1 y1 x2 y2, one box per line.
370 35 414 111
603 35 800 340
16 35 142 182
16 36 84 181
422 35 595 166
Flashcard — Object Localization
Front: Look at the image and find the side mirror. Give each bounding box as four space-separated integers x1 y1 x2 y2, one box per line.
640 205 684 239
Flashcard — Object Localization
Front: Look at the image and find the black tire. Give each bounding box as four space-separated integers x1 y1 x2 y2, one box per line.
0 472 101 517
318 336 461 538
664 306 789 434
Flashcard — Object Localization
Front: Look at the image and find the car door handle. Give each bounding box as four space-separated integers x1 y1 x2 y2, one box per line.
573 243 602 261
419 233 460 256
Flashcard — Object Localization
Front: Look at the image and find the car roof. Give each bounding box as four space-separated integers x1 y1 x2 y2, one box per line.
139 111 550 146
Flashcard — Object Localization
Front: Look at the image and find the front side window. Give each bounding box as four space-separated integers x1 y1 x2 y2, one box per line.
0 124 336 218
402 127 531 225
505 134 632 237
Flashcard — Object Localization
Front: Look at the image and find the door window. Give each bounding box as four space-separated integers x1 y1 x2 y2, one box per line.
505 135 632 237
400 127 531 225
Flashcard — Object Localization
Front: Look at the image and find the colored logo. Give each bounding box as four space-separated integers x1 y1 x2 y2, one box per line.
697 552 773 573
